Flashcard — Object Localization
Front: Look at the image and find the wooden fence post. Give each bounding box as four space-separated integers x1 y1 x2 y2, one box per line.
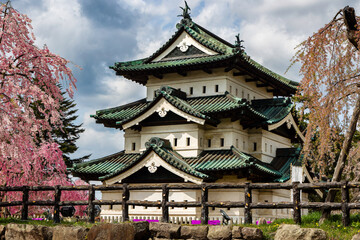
88 184 95 223
53 185 61 223
292 181 301 224
341 181 350 226
244 182 252 224
161 184 169 223
21 186 29 220
201 184 208 224
122 183 129 222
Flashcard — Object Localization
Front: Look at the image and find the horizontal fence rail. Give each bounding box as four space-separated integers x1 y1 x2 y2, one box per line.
0 181 359 226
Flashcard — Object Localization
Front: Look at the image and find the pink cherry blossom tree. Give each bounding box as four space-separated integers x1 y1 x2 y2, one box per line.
0 1 87 216
292 6 360 222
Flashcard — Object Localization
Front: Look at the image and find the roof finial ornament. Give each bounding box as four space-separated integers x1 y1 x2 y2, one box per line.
177 1 193 29
233 33 245 54
178 1 191 20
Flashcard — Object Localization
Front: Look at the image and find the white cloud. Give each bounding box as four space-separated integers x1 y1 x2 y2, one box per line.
13 0 360 162
75 112 124 159
23 0 92 63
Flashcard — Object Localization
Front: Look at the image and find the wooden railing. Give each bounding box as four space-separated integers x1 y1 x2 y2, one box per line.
0 181 360 226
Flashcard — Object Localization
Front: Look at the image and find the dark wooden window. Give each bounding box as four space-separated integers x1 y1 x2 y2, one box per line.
187 137 190 146
203 86 206 93
174 138 177 147
220 138 224 147
132 142 136 151
190 87 193 95
215 85 219 92
253 142 257 151
208 139 211 147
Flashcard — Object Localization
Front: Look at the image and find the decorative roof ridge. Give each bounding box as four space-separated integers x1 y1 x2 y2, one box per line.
160 91 218 123
93 98 148 116
115 89 217 126
155 86 187 99
145 137 172 150
192 22 235 48
99 140 209 181
151 144 209 179
182 25 228 54
230 146 282 176
230 146 253 162
145 27 185 63
243 57 299 89
225 91 248 105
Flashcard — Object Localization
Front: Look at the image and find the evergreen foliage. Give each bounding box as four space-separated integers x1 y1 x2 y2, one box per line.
54 91 90 167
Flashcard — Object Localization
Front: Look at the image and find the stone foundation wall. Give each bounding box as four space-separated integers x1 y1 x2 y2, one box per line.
0 222 264 240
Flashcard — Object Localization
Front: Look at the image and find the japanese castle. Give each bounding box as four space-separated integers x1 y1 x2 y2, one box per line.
70 3 307 223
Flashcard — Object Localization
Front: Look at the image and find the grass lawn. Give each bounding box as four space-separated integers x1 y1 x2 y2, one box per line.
0 212 360 239
254 211 360 240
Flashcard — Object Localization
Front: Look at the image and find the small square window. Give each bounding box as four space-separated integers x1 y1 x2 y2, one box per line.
220 138 224 147
189 87 193 95
203 86 206 93
215 85 219 92
174 138 177 147
132 142 136 151
187 137 190 146
253 142 257 151
208 139 211 148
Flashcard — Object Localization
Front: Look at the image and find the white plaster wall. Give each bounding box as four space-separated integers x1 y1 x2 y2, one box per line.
100 183 306 220
140 124 201 157
102 190 123 211
146 68 273 101
123 117 293 162
261 130 292 163
124 129 141 154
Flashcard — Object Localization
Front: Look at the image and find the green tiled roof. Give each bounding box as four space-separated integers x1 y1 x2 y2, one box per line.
92 98 149 121
185 147 281 177
70 143 297 182
110 18 298 95
272 148 302 182
91 88 292 130
70 151 140 177
251 98 294 125
113 87 218 127
98 138 209 181
113 54 235 72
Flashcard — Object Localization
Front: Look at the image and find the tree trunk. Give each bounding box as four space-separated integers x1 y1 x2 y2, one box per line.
320 93 360 223
319 5 359 224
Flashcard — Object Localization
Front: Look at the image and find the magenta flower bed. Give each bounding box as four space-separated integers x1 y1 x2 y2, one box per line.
191 220 220 225
133 219 159 223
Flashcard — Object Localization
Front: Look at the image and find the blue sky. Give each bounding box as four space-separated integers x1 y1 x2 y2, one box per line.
11 0 360 161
